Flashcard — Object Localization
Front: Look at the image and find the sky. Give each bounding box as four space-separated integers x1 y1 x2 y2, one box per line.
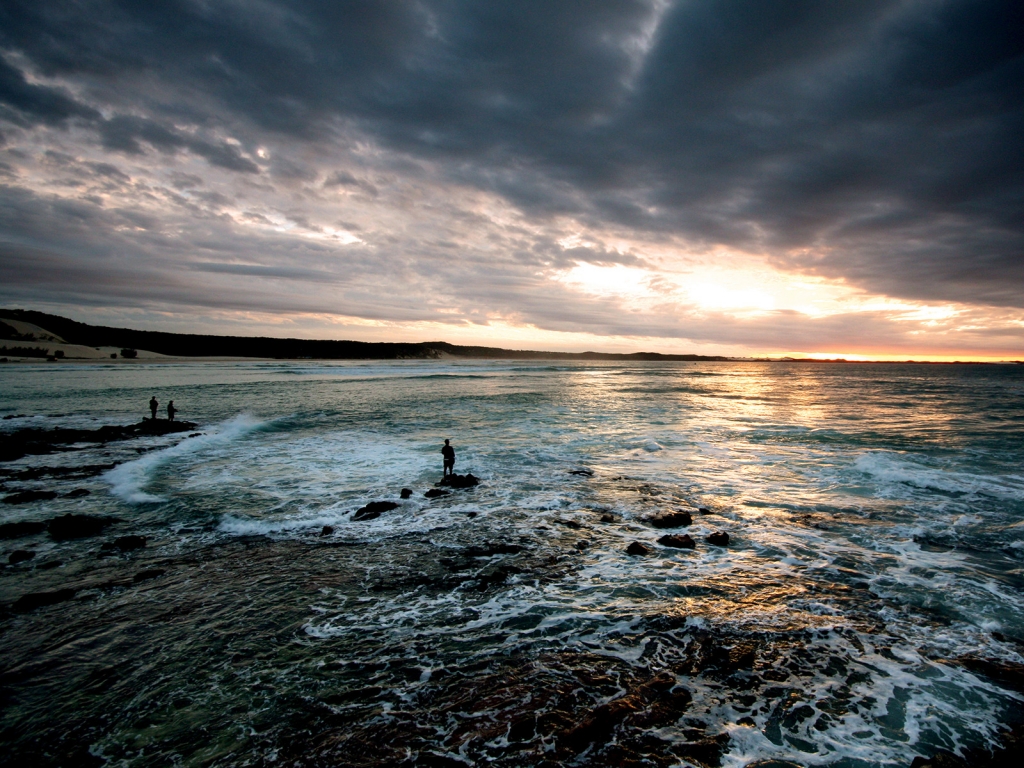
0 1 1022 360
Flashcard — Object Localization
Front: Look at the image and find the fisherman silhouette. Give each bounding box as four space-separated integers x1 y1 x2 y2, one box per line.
167 401 177 422
149 396 158 420
442 439 455 478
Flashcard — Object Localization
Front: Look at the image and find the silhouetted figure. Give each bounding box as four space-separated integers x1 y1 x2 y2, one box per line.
442 439 455 478
149 396 158 420
167 401 177 421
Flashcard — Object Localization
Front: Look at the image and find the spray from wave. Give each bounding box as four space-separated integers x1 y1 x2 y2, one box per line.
104 414 266 503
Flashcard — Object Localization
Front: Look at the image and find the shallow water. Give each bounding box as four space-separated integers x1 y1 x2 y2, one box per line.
2 360 1024 766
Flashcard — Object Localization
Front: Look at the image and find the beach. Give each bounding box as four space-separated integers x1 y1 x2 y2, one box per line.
2 359 1024 767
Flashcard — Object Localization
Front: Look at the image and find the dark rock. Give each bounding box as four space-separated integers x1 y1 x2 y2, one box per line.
8 549 35 564
569 468 594 477
424 488 450 499
439 473 480 489
133 569 166 582
65 488 91 498
707 532 730 546
101 535 146 552
462 543 523 557
659 534 695 549
559 694 644 752
672 733 731 766
13 587 77 612
626 541 651 556
555 518 583 529
507 716 536 742
648 511 692 528
0 520 48 539
37 560 62 570
3 489 59 505
320 525 335 536
698 507 711 514
400 488 412 499
575 540 590 550
0 419 198 462
352 501 399 521
909 752 969 768
466 511 477 518
48 513 117 540
600 513 616 523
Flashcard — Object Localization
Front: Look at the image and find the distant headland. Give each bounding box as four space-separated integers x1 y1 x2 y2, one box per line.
1 309 1017 364
0 309 731 362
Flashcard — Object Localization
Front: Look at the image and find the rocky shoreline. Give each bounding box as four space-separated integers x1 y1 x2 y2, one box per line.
1 421 1023 766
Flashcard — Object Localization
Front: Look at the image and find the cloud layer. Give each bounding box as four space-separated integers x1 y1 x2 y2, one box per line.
1 1 1022 355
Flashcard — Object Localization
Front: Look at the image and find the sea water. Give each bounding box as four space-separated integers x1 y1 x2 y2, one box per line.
2 360 1024 766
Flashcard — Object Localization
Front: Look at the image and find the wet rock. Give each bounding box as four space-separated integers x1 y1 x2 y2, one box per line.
424 488 450 499
400 488 412 499
133 569 166 582
0 520 47 539
3 489 59 505
65 488 91 498
0 419 198 462
707 532 730 546
462 543 523 557
910 752 969 768
559 694 644 752
575 540 590 550
352 501 399 521
599 513 616 523
439 473 480 489
743 760 803 768
48 513 117 540
8 549 35 564
555 518 583 530
320 525 334 536
101 535 146 552
672 733 731 766
466 511 477 518
37 559 62 570
648 511 692 528
13 587 77 612
626 541 651 556
569 468 594 477
658 534 695 549
698 507 711 514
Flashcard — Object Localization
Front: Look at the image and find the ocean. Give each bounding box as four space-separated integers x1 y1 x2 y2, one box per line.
2 359 1023 767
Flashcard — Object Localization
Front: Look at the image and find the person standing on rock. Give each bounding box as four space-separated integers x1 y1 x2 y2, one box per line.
442 439 455 478
167 400 177 422
149 396 158 420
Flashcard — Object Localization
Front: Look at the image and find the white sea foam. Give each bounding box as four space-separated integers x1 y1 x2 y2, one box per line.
854 452 1024 500
104 414 266 503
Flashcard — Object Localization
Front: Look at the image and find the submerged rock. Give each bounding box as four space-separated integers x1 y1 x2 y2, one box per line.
48 513 117 540
13 587 77 612
134 569 166 582
64 488 91 498
8 549 35 564
658 534 695 549
352 501 399 521
424 488 449 499
2 490 59 505
0 520 47 539
707 532 730 546
320 525 335 536
101 535 146 552
400 488 413 499
626 541 651 556
647 511 692 528
569 468 594 477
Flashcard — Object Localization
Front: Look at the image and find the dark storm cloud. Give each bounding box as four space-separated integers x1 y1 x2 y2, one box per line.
1 0 1023 333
